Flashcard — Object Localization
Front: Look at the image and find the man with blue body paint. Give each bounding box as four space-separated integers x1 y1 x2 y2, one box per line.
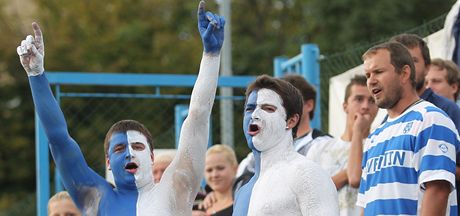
17 1 224 215
232 75 339 216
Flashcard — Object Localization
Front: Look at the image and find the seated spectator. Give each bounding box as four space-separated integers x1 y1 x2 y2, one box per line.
48 191 81 216
152 151 175 183
193 144 237 216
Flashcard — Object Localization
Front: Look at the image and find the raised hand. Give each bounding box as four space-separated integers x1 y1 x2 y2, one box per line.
197 1 225 55
353 113 372 138
17 22 44 76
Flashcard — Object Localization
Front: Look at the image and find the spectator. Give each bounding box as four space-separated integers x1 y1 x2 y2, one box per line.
232 75 339 215
235 74 332 183
391 34 460 214
152 151 175 183
306 75 378 215
425 58 460 102
359 41 458 215
193 145 237 216
48 191 81 216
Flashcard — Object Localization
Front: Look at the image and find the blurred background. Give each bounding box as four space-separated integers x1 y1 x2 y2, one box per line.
0 0 456 214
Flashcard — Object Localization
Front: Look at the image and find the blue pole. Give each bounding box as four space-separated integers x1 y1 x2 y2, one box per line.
174 105 188 148
301 44 321 129
273 57 288 77
36 114 50 216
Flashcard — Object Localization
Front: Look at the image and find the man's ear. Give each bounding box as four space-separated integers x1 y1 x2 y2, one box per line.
451 83 458 98
287 114 300 129
106 157 111 170
401 65 412 84
343 101 348 113
305 99 315 113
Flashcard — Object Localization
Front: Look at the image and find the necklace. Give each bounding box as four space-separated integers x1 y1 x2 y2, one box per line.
400 98 423 114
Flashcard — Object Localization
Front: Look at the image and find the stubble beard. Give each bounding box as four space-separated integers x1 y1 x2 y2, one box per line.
375 85 402 110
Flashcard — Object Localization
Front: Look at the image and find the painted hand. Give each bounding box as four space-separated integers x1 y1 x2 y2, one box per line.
197 0 225 55
17 22 45 76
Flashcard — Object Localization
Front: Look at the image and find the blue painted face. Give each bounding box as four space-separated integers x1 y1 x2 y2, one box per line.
243 90 257 150
107 132 137 190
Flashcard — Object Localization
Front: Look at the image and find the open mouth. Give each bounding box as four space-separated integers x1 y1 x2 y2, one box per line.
125 162 139 174
248 123 260 136
371 88 382 96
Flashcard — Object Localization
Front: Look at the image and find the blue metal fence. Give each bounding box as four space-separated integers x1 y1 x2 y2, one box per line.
273 44 321 129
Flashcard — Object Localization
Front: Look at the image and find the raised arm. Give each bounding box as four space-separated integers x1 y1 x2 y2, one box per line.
17 23 107 207
161 0 225 207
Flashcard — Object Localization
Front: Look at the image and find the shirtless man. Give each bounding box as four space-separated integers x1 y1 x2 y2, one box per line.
232 75 338 216
17 1 224 215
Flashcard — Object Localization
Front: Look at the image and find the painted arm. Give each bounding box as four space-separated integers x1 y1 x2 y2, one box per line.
420 180 451 215
161 0 224 208
18 23 108 209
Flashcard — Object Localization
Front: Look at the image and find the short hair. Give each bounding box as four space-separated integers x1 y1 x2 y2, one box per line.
282 74 316 119
431 58 460 99
154 151 175 164
245 75 303 137
344 75 368 102
206 144 237 167
362 42 416 88
48 191 74 213
390 33 431 66
104 120 153 156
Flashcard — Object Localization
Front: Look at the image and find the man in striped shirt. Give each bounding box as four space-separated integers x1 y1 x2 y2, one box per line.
358 42 459 215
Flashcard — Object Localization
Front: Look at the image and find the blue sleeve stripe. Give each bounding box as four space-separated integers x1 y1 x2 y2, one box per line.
372 111 422 136
364 198 418 215
419 155 456 174
363 167 417 191
425 106 450 118
416 124 458 153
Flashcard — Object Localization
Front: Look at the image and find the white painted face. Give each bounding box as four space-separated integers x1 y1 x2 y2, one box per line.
126 130 153 188
249 88 288 151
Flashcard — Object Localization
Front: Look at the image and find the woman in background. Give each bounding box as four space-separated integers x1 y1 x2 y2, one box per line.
193 144 237 216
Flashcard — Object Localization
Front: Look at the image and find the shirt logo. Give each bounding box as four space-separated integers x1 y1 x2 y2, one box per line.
438 143 448 153
403 122 413 134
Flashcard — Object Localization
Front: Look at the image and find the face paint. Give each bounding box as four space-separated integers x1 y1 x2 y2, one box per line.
108 130 153 190
126 130 153 188
243 90 258 150
245 89 288 152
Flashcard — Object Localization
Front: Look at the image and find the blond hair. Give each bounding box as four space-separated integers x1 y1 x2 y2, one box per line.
206 144 237 167
47 191 75 213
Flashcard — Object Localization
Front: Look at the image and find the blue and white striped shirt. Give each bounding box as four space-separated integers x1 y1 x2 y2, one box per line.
357 100 459 215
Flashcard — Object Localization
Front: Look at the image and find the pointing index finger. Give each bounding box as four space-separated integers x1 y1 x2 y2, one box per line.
32 22 43 45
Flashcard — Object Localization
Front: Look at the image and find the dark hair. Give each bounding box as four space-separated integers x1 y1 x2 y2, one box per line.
431 58 460 99
282 74 316 119
104 120 153 155
362 41 416 87
344 75 368 102
390 33 431 66
245 75 303 137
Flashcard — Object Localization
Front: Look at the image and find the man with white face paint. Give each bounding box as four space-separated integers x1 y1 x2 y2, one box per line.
233 75 339 216
18 1 224 215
